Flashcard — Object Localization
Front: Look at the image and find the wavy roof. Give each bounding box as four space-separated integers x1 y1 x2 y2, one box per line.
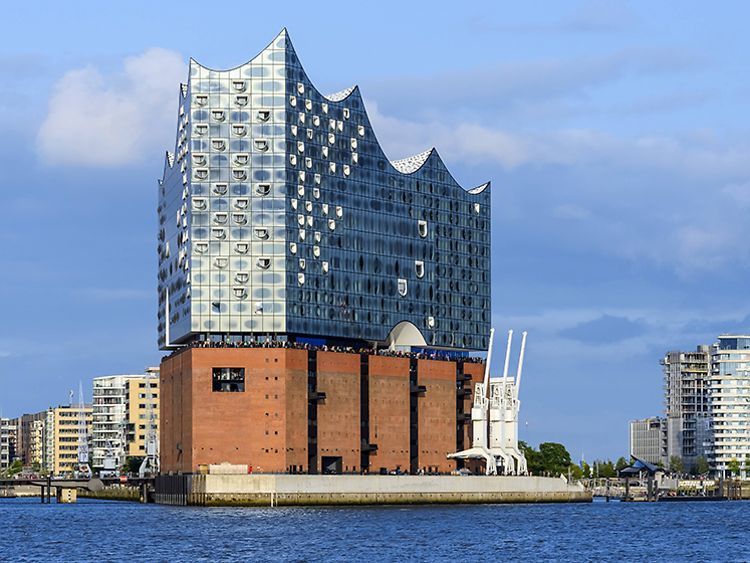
185 29 489 196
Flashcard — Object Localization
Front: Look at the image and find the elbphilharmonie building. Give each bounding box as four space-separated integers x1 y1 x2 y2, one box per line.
157 29 491 352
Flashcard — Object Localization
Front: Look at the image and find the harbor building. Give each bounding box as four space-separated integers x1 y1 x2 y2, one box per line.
661 346 712 473
44 405 92 476
158 30 491 475
628 417 667 466
705 335 750 478
91 369 160 470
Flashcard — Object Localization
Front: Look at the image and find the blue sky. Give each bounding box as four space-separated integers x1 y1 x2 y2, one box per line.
2 1 749 461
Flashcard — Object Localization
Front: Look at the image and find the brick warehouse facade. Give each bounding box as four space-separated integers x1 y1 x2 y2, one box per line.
160 347 483 474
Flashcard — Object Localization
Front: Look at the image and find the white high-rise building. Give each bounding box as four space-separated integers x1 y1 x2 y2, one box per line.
91 370 160 471
705 335 750 478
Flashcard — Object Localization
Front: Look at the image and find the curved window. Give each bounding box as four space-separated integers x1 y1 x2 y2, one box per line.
299 258 306 270
233 154 249 166
235 95 248 107
328 219 336 231
313 246 321 258
234 198 249 210
212 183 228 195
289 242 297 254
415 261 425 278
194 169 208 180
211 110 225 122
192 198 207 211
232 80 246 92
254 228 269 240
304 99 312 111
194 124 208 136
195 94 208 106
212 139 226 151
255 183 271 196
212 228 226 240
257 109 271 122
289 95 296 107
233 287 248 299
322 261 329 273
195 242 208 254
298 273 305 285
427 316 435 328
192 154 207 166
232 213 247 225
232 170 247 181
214 258 228 269
213 213 227 224
256 257 271 270
235 243 249 254
254 139 269 152
232 124 247 137
235 272 249 284
397 278 408 297
418 220 428 238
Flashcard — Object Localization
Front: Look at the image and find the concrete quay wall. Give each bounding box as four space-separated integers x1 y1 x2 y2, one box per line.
156 474 591 506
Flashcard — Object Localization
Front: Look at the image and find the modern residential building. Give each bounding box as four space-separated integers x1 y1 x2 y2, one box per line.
158 30 492 475
45 405 92 476
14 411 47 467
661 345 712 473
91 369 160 470
0 418 17 470
629 417 667 466
705 335 750 478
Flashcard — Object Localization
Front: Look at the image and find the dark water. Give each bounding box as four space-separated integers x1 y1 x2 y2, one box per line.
1 497 749 562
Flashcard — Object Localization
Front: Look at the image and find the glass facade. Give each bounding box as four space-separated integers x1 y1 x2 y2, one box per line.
157 30 491 351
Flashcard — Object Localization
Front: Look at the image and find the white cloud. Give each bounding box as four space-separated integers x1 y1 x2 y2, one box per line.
37 48 185 167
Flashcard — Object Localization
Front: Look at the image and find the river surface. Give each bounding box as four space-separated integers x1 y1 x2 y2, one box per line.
1 497 748 561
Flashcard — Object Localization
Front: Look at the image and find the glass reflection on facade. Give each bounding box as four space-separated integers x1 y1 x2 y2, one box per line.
158 29 491 351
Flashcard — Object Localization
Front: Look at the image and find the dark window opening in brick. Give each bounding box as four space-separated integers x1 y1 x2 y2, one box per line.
212 367 245 392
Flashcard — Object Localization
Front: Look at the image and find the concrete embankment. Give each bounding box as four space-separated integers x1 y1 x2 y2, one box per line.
155 474 591 507
79 487 140 502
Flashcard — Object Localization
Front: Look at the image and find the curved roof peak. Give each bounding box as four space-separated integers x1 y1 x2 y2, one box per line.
189 28 288 72
391 148 435 174
324 85 358 102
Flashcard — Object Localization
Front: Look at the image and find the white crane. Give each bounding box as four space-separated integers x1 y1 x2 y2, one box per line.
448 329 528 476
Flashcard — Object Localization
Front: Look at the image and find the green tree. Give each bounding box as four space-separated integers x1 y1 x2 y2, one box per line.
728 458 741 476
669 455 684 474
581 461 591 478
695 456 709 476
598 460 617 478
568 464 583 480
519 441 543 475
538 442 572 476
7 459 23 477
615 457 629 471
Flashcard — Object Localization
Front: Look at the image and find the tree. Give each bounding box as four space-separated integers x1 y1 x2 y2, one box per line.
7 459 23 477
728 458 741 477
669 455 684 474
568 464 583 480
598 460 616 478
581 461 591 478
695 456 709 476
538 442 572 476
519 441 543 475
615 457 629 471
